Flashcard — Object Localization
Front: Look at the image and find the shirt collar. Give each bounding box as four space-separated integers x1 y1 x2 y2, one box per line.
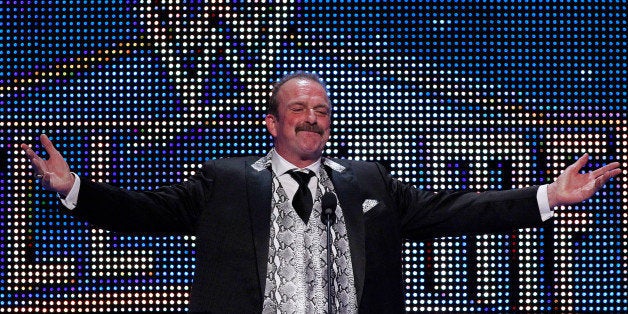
271 149 322 177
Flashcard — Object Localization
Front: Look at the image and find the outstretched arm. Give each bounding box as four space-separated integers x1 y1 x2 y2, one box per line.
20 134 75 196
547 153 622 208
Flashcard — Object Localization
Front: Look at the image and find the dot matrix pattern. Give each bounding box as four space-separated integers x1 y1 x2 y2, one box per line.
1 0 626 312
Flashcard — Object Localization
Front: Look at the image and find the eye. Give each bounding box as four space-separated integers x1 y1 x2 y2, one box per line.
289 106 305 113
314 108 329 116
313 106 330 116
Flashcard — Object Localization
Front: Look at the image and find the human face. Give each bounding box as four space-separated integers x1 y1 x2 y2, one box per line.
265 77 331 167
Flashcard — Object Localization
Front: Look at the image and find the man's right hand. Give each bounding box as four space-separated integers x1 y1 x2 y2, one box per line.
21 134 75 196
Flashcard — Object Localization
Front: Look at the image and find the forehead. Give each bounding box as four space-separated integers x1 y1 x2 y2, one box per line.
276 78 329 103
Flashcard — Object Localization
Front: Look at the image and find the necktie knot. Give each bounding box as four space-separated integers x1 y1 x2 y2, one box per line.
289 170 315 223
290 169 315 185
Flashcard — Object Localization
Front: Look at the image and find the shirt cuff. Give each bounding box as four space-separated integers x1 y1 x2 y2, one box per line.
536 184 553 221
59 173 80 210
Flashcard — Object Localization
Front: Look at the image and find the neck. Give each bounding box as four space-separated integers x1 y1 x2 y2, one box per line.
272 149 321 169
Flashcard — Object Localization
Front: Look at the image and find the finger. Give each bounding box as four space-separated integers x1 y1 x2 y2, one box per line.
29 155 47 174
40 134 61 157
20 143 39 160
20 143 49 180
600 168 622 182
20 143 46 171
567 153 589 173
590 162 621 178
594 168 622 189
594 176 603 189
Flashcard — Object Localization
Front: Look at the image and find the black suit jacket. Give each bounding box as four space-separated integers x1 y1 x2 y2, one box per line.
73 156 543 313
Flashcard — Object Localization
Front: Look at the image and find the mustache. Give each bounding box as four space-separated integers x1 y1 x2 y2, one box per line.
295 123 324 135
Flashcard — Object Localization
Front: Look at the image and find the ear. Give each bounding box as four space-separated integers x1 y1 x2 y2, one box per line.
265 114 278 137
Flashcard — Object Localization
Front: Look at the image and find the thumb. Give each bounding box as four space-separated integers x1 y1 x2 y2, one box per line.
567 153 589 174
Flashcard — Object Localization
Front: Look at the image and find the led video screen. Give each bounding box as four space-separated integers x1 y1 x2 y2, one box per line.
1 0 626 312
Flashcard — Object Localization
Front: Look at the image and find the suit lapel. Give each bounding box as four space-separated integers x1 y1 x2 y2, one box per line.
325 160 366 306
246 159 273 298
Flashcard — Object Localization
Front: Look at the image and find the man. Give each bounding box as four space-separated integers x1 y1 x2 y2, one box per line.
21 72 621 313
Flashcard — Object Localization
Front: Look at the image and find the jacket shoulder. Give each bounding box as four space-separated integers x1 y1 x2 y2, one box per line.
325 157 388 173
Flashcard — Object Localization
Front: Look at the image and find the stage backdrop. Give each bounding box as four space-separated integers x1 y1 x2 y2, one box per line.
1 0 626 312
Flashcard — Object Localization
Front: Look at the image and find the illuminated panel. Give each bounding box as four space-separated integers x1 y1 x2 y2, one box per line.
1 0 626 312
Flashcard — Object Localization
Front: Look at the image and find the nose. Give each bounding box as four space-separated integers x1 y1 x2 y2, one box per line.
306 108 317 123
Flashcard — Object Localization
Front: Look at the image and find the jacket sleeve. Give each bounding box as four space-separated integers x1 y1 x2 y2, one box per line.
71 162 216 234
370 162 544 240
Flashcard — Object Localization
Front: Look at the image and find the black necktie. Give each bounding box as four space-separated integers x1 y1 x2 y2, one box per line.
289 170 315 223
